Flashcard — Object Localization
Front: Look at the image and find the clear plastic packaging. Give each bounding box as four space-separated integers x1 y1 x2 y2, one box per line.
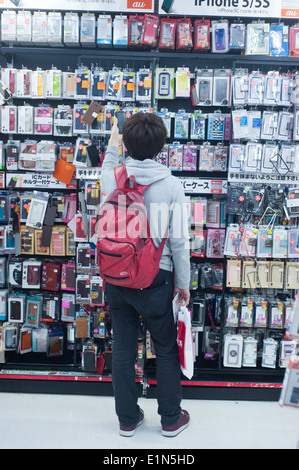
34 106 53 135
16 68 32 98
113 15 128 48
75 67 91 100
159 17 176 50
47 12 62 47
97 15 112 47
31 69 46 99
64 13 80 46
211 20 229 53
18 106 34 134
246 22 270 55
46 68 62 99
1 10 17 44
80 13 96 47
1 105 17 134
16 11 32 45
32 11 48 46
36 141 56 172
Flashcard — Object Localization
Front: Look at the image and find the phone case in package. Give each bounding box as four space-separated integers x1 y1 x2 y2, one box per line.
289 26 299 57
199 144 214 172
232 73 249 105
248 111 262 140
232 109 248 140
269 24 289 57
113 16 128 47
75 68 90 100
279 76 292 107
206 229 225 259
276 112 294 141
223 335 243 368
61 263 76 292
176 18 193 51
159 18 176 50
18 106 34 134
288 228 299 258
155 145 169 166
168 143 183 171
246 22 269 55
44 70 61 100
106 69 123 101
80 13 96 47
73 105 89 134
264 74 280 106
229 144 245 173
121 71 135 101
76 275 90 302
174 112 189 139
244 142 262 173
212 20 229 53
239 227 257 257
141 14 159 47
136 69 152 102
16 69 32 98
257 229 273 258
34 106 53 135
194 19 210 51
230 23 246 50
128 15 144 46
261 111 278 140
248 73 265 105
1 106 17 134
97 15 112 47
212 70 231 107
182 145 197 171
90 277 104 306
61 293 76 322
261 143 278 173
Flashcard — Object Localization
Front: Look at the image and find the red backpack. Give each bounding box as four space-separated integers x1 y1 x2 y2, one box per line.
97 165 167 289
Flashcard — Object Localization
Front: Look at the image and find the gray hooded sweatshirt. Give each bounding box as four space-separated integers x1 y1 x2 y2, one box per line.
100 145 190 289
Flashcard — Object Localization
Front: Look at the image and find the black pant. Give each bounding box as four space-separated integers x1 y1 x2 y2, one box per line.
105 269 182 427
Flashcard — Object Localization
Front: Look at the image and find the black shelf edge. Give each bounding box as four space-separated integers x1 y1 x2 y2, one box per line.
2 46 299 63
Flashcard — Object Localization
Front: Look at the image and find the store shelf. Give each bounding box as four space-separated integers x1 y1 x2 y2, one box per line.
2 46 299 63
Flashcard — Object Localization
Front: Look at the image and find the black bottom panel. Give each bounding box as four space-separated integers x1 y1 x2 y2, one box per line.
0 378 117 396
146 385 281 402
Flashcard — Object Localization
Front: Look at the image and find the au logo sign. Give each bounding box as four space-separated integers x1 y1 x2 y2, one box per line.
127 0 153 9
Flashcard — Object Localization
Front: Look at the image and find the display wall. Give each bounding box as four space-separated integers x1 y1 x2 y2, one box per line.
0 0 298 400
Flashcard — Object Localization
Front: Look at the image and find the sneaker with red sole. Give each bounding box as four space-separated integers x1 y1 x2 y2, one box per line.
162 410 190 437
119 409 144 437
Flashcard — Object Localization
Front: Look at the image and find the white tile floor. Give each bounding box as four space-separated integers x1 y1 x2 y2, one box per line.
0 392 298 449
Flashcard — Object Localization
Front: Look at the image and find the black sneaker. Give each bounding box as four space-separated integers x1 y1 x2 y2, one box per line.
119 409 144 437
162 410 190 437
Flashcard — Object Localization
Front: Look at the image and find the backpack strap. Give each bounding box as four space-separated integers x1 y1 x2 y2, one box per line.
154 231 168 261
114 165 150 193
114 165 128 189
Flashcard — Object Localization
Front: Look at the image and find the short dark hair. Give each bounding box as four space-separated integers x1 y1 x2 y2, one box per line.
122 112 166 161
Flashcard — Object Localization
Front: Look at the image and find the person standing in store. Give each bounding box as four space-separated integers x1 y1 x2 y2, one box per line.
100 113 190 438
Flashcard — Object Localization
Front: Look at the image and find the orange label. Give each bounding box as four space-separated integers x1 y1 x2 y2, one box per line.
143 77 152 88
281 8 299 18
127 82 135 91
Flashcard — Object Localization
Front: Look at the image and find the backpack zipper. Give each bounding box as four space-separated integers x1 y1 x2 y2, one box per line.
104 274 130 280
98 250 122 257
104 238 137 251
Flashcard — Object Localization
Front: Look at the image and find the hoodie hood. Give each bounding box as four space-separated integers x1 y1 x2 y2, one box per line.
125 158 172 186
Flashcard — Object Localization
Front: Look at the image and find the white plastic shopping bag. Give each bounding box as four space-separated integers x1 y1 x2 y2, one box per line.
173 295 194 380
